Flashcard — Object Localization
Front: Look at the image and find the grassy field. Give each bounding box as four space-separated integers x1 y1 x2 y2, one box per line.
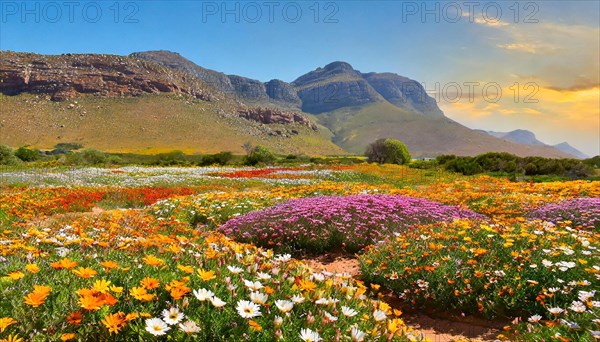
0 94 345 156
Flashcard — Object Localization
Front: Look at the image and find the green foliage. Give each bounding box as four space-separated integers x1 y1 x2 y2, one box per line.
584 155 600 168
437 153 594 179
0 145 19 165
365 139 411 165
156 150 188 166
409 159 438 169
243 146 276 166
54 142 83 151
81 148 109 165
199 152 234 166
14 146 41 162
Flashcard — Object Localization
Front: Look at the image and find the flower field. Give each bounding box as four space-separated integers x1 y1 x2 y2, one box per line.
1 165 599 341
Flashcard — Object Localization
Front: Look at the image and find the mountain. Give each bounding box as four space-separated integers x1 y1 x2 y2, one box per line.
480 129 588 159
553 142 589 159
0 51 343 155
0 50 576 158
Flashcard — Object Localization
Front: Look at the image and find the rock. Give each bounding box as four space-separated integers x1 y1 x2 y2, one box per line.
0 51 213 101
237 107 317 130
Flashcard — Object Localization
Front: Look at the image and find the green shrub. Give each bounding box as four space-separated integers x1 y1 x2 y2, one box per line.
14 146 41 162
0 145 19 165
365 139 411 165
81 148 108 165
243 146 276 165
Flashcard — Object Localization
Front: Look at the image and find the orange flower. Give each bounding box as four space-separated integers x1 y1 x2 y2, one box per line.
248 319 262 331
101 312 126 334
72 267 97 278
142 255 165 267
0 317 17 333
66 312 83 325
140 277 160 290
100 260 120 272
79 294 104 311
170 286 191 300
23 285 51 308
60 333 76 341
50 258 78 270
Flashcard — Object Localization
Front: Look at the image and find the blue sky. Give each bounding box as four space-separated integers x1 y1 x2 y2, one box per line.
1 1 599 155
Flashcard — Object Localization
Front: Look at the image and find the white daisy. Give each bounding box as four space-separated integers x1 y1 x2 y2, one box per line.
299 328 322 342
351 327 366 342
373 310 387 321
548 307 564 315
227 265 243 274
274 299 294 313
291 294 306 304
236 300 262 318
162 306 185 325
250 291 268 305
193 288 214 301
341 306 358 317
528 314 542 323
145 317 170 336
210 296 227 308
178 320 201 334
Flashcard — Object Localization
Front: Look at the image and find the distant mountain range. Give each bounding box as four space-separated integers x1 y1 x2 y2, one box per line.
0 50 580 158
482 130 588 159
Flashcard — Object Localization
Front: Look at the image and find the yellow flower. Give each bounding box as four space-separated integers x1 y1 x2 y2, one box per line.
25 264 40 273
72 267 97 278
0 317 17 333
7 272 24 280
130 287 154 302
93 279 112 293
197 269 216 281
177 264 194 274
110 285 124 294
0 334 24 342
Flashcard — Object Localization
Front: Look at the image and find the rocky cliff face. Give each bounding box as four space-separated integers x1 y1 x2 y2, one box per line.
130 50 235 95
292 62 383 114
0 51 213 101
238 107 317 130
363 72 443 118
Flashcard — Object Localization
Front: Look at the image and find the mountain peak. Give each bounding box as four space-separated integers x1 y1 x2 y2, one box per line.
322 61 355 72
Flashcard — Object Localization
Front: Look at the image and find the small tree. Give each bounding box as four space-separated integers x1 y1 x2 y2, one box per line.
0 145 19 165
244 145 276 165
365 139 411 165
15 146 40 162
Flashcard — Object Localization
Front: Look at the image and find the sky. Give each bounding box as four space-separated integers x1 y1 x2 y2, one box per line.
1 0 599 156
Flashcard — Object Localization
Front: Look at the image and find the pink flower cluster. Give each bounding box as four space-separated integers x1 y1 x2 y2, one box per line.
220 194 484 253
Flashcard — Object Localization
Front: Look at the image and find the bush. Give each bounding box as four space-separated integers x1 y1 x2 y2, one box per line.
15 146 41 162
365 139 411 165
54 142 83 151
0 144 19 165
220 195 483 254
81 148 108 165
200 152 233 166
243 146 276 166
156 150 188 166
